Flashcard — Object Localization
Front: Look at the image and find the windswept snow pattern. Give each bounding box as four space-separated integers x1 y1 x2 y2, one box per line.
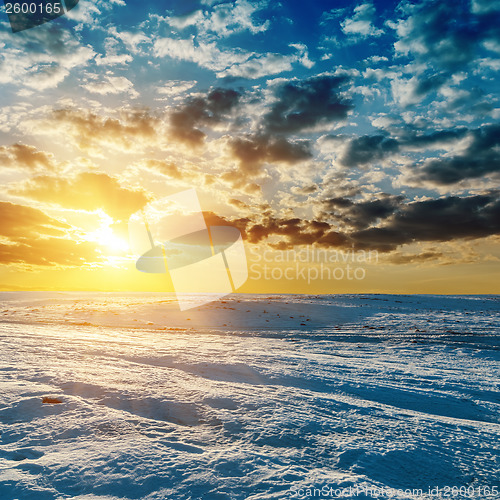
0 293 499 499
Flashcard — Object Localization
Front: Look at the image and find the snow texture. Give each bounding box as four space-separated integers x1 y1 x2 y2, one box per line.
0 293 499 499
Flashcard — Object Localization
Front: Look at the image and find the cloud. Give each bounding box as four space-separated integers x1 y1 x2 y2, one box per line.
203 191 500 253
291 184 317 195
157 80 197 96
391 0 500 72
165 9 204 30
39 108 161 153
82 75 138 98
0 201 68 239
339 135 399 167
137 159 184 180
153 37 250 73
382 0 500 109
398 128 470 151
406 124 500 185
472 0 500 14
169 88 241 145
219 212 345 248
218 45 314 79
12 172 149 221
95 52 133 66
218 169 262 194
0 24 94 90
0 144 56 171
0 235 102 267
390 73 449 107
350 192 500 251
0 201 101 267
95 36 133 66
387 250 446 265
108 27 151 55
262 75 353 134
227 198 250 210
340 3 383 39
64 0 103 26
153 37 313 79
217 75 354 190
322 194 404 230
247 218 330 246
167 0 270 37
329 127 469 168
228 134 313 175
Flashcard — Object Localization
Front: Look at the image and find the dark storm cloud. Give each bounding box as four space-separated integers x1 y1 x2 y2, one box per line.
224 74 354 176
169 88 241 145
243 215 346 248
203 210 347 249
201 190 500 254
350 193 500 251
340 135 399 167
398 128 469 149
228 134 313 175
335 127 471 169
412 73 449 98
262 75 353 134
323 194 405 229
395 0 500 72
409 124 500 185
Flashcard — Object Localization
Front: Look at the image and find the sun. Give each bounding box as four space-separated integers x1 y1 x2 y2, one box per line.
93 226 130 252
83 215 130 254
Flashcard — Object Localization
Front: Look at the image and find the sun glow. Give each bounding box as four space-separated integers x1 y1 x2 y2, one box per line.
84 215 130 253
94 227 130 252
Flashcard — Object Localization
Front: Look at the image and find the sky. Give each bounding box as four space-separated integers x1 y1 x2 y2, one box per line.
0 0 499 294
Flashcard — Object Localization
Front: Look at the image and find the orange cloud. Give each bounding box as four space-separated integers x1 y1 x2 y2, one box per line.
0 201 101 267
0 201 68 238
48 108 162 152
141 159 184 179
0 237 101 267
12 171 149 220
0 143 56 171
202 210 346 249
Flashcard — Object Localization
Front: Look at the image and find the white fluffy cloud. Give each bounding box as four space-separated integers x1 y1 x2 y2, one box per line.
153 37 314 80
167 0 269 38
0 25 95 90
109 27 151 55
82 75 138 98
153 37 250 72
341 3 383 39
218 49 314 79
156 81 197 96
